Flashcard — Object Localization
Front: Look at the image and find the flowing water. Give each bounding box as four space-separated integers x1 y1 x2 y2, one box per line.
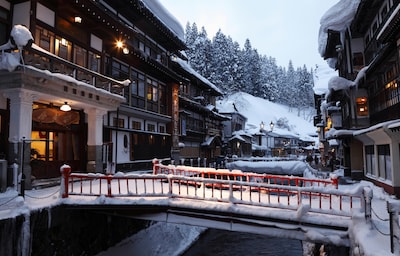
182 229 303 256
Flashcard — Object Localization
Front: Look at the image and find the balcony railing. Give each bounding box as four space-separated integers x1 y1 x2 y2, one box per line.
22 44 129 96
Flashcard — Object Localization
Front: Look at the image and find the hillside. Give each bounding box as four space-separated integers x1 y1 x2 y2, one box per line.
216 92 317 141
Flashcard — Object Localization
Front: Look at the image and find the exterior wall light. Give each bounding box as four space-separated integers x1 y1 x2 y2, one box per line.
116 40 124 48
122 47 129 54
60 102 71 112
74 16 82 23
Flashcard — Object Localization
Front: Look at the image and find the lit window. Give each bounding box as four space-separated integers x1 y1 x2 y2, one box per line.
356 97 368 116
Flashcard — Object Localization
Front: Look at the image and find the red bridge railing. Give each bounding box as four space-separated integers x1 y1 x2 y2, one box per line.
152 159 339 189
59 162 372 218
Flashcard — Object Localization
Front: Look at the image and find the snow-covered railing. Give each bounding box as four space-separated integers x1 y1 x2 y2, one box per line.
22 44 129 96
152 159 339 189
60 166 369 218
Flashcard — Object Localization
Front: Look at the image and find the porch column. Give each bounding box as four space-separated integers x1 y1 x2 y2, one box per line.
4 89 36 189
85 108 107 173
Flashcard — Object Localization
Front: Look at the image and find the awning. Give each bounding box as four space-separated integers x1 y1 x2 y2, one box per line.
201 136 221 147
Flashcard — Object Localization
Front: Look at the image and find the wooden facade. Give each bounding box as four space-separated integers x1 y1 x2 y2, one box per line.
0 0 225 187
318 0 400 196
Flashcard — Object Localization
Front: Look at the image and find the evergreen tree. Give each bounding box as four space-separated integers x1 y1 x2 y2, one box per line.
182 22 315 109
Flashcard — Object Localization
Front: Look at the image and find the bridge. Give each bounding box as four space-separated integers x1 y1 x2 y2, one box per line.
60 160 373 247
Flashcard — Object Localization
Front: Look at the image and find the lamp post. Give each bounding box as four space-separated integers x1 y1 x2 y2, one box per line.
259 122 264 146
269 121 274 156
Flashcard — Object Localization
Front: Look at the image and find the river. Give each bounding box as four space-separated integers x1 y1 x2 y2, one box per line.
182 229 303 256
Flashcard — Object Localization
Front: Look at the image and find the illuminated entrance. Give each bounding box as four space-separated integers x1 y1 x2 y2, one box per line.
31 103 86 179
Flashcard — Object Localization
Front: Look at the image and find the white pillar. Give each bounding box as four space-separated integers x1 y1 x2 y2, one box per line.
4 89 36 189
85 107 107 173
5 89 35 141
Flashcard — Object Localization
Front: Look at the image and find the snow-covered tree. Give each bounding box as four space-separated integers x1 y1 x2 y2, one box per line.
183 22 314 108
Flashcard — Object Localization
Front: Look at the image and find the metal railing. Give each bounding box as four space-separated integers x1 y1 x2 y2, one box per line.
60 164 371 218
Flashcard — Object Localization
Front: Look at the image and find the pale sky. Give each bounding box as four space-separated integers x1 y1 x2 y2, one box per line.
159 0 339 69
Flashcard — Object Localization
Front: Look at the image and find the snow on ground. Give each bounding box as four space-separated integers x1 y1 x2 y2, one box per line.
217 91 317 141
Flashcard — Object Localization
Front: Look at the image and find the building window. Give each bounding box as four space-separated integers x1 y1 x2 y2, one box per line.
55 36 71 61
146 78 159 112
88 51 101 72
132 120 142 130
111 60 129 80
73 45 87 67
35 26 55 52
0 8 9 45
130 71 145 108
385 80 400 107
353 52 364 67
365 145 375 176
113 118 124 128
147 123 156 132
356 97 368 116
159 125 165 133
377 144 391 181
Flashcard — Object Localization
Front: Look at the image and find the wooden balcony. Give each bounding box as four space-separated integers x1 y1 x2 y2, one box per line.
23 44 128 97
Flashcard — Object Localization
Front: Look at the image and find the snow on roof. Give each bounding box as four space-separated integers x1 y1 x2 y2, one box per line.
142 0 185 42
328 76 354 91
229 133 246 142
318 0 361 58
173 57 222 95
201 136 219 146
313 63 337 96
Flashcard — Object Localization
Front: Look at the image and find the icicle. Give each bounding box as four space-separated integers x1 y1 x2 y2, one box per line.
20 213 31 256
47 207 51 229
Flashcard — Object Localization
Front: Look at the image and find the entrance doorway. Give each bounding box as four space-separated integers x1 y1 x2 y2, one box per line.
31 103 86 179
30 130 84 178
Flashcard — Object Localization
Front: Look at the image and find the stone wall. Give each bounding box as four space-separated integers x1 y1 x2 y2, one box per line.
0 205 149 255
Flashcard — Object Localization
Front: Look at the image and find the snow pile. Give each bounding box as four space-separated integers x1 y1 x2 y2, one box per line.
226 160 307 176
313 63 337 95
10 25 33 48
96 222 206 256
0 24 33 72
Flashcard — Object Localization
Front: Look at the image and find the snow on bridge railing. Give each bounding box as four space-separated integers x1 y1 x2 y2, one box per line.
152 159 339 189
60 164 372 218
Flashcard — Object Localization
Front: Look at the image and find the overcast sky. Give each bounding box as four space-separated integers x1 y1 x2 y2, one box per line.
159 0 339 69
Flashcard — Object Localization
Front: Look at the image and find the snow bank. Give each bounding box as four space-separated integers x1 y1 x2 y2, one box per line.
226 160 307 176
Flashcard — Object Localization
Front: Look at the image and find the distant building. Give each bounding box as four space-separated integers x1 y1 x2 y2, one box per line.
171 57 228 165
220 110 252 157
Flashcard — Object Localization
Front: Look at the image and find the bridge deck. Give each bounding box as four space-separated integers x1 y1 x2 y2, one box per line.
59 163 372 247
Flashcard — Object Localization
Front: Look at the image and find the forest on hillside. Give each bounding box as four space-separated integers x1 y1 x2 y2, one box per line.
183 23 316 110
